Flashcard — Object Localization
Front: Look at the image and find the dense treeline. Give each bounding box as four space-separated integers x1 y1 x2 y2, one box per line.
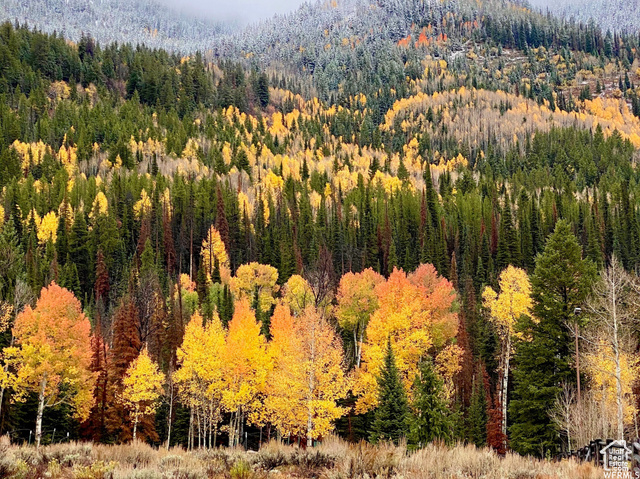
1 12 640 458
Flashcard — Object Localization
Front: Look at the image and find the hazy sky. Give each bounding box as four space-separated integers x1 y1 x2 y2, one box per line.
157 0 308 24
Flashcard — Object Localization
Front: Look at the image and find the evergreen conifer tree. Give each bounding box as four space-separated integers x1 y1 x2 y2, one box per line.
466 366 489 448
370 340 409 444
509 221 596 456
408 358 452 448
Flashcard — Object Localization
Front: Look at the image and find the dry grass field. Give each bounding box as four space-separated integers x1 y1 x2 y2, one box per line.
0 435 602 479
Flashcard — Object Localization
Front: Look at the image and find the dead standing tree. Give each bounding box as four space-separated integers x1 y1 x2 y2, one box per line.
582 257 640 440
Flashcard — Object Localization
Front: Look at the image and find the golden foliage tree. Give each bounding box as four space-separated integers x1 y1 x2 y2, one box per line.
265 303 348 445
482 265 533 442
201 225 230 283
282 274 314 316
121 348 164 441
222 299 269 447
174 311 227 449
335 268 384 368
231 262 279 312
264 303 307 437
298 306 349 446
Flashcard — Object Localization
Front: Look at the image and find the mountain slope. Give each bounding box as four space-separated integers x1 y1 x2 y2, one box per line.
0 0 229 51
528 0 640 34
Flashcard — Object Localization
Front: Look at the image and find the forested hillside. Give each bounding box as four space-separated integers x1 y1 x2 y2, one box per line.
1 0 640 464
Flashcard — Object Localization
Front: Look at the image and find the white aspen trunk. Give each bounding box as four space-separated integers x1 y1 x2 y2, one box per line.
501 335 511 445
356 328 364 369
188 407 194 450
0 336 14 420
197 408 202 448
615 350 624 439
166 379 174 450
36 374 47 449
133 417 138 442
133 405 139 442
208 403 212 449
307 322 316 448
228 412 234 447
353 329 359 368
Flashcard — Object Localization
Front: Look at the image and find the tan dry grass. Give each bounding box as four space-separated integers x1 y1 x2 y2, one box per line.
0 434 602 479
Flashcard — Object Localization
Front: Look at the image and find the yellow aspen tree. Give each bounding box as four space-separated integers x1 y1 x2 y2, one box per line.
4 283 95 448
89 191 109 225
264 303 307 437
583 258 640 439
121 348 164 442
282 275 314 316
133 189 152 219
37 211 59 245
482 265 533 442
231 262 279 312
222 299 270 447
298 306 349 446
174 311 226 449
335 268 384 368
201 225 230 283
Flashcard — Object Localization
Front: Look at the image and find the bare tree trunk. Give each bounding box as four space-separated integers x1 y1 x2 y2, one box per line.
574 323 581 405
36 374 47 449
502 340 510 443
188 407 194 450
197 408 202 448
166 375 174 450
612 283 624 439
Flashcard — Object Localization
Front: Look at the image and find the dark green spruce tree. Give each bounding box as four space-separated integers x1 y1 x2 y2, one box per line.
408 358 452 448
370 340 409 444
466 366 489 448
509 220 596 457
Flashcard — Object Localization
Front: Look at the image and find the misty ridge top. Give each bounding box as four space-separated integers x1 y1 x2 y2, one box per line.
528 0 640 34
0 0 541 55
0 0 232 51
2 0 639 57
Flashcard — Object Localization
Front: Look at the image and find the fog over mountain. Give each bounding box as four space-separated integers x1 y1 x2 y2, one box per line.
157 0 309 24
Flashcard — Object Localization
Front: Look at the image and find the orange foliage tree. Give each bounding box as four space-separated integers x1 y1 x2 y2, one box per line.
355 264 459 413
3 283 95 447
